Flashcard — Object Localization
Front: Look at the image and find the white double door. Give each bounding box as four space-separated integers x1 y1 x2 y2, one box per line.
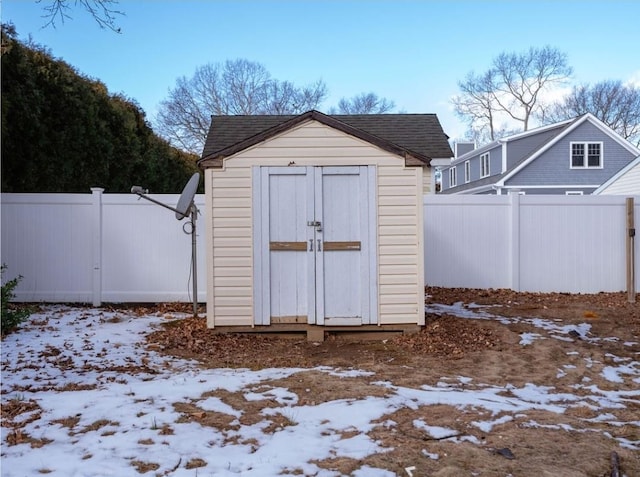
254 166 377 325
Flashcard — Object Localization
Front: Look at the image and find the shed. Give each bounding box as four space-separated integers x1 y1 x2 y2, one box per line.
198 110 452 339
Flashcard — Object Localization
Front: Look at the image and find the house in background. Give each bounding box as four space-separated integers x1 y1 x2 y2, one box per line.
440 114 640 195
593 155 640 195
198 110 452 339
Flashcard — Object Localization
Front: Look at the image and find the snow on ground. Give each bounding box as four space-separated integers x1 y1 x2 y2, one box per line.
1 304 639 476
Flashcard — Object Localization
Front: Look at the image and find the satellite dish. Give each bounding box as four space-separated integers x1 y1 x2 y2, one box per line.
130 172 202 317
175 173 200 220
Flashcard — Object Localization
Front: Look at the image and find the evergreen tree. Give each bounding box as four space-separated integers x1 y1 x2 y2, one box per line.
1 24 198 193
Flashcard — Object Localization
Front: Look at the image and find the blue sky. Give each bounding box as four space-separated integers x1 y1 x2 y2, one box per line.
3 0 639 141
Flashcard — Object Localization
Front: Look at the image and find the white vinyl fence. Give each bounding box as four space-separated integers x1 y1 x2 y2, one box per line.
1 189 206 304
424 194 639 294
3 192 638 304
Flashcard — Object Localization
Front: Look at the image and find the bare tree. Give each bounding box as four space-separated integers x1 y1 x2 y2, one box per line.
263 79 328 115
452 46 572 143
38 0 123 32
453 70 500 142
541 80 640 146
155 59 328 154
330 92 395 114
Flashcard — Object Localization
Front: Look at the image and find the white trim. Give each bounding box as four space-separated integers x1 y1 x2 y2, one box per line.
579 113 640 155
464 160 470 183
593 155 640 194
205 170 215 328
502 118 574 142
368 166 379 325
314 168 325 325
504 184 600 189
501 142 508 173
430 158 453 168
570 141 603 169
450 183 496 195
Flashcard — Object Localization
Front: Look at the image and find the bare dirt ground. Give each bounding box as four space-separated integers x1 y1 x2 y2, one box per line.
145 288 640 477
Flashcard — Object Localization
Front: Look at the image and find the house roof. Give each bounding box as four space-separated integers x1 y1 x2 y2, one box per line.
198 110 453 168
450 120 572 166
442 113 640 194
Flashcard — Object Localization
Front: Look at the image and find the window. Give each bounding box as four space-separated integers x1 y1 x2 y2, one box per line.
571 142 602 168
480 153 490 177
464 161 470 183
449 167 457 187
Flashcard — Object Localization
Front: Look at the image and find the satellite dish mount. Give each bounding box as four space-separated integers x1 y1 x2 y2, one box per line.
131 173 201 317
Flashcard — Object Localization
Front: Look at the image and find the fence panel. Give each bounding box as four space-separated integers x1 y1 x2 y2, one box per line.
424 194 639 294
100 193 206 303
518 196 629 293
424 195 511 289
1 194 94 301
1 191 206 303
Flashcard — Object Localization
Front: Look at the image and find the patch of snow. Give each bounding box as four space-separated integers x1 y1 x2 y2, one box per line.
422 449 440 460
471 414 513 433
413 420 458 439
520 332 543 345
601 362 640 383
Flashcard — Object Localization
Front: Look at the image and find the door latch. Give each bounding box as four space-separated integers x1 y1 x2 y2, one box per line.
307 221 321 227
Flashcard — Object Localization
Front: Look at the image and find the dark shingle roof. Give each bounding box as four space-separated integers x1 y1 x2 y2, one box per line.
199 110 453 168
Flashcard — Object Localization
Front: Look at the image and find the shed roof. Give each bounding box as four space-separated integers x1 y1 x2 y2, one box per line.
199 110 453 168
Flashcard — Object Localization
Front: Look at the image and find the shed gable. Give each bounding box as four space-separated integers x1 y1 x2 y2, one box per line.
221 120 416 166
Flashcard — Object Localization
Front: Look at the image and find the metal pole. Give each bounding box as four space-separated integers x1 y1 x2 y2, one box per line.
191 203 198 317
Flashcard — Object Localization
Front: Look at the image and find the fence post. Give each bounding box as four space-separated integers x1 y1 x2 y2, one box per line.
91 188 104 306
627 197 636 303
510 192 521 292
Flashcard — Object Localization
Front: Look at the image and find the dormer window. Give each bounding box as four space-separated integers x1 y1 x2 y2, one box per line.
480 153 490 177
571 142 602 168
449 167 457 187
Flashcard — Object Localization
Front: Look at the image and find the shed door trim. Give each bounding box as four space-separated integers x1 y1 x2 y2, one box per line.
252 166 378 326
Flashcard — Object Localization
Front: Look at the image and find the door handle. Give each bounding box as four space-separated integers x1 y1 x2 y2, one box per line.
309 239 313 251
317 239 322 252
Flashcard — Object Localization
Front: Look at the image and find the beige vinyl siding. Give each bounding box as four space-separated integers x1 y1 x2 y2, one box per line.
376 164 423 325
206 165 254 327
597 160 640 195
206 119 424 327
422 166 432 194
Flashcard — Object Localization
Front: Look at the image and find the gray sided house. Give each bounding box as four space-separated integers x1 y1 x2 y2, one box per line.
198 110 452 338
440 114 640 195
